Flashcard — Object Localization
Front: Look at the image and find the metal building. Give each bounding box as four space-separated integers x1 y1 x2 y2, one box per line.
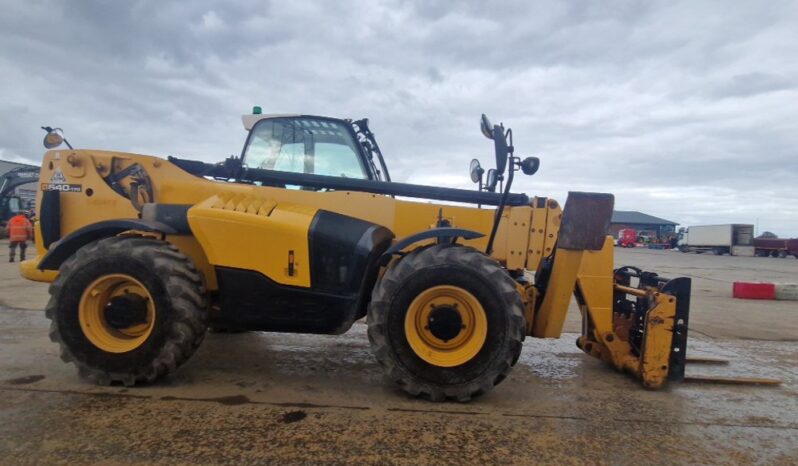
610 210 679 241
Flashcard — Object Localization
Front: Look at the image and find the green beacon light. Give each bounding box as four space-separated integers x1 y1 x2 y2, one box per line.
252 106 262 115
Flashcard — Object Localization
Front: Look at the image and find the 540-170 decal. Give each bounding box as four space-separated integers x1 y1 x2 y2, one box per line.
41 182 82 192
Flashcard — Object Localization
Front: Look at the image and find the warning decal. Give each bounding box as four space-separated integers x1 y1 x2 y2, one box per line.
50 168 67 183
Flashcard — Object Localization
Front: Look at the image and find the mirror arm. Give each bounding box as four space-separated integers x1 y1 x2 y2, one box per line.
485 157 516 255
477 174 484 209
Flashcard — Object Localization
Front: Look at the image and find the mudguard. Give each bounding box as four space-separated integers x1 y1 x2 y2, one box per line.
37 219 176 270
379 227 485 265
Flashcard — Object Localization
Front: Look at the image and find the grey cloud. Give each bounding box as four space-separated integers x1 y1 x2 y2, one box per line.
709 73 794 99
1 0 797 235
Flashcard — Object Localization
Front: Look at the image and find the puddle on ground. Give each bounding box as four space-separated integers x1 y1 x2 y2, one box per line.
5 374 45 385
280 410 307 423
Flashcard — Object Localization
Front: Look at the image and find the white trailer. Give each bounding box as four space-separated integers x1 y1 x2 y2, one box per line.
677 224 755 256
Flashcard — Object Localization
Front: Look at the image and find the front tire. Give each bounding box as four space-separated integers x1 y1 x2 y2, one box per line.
368 245 525 402
45 236 209 386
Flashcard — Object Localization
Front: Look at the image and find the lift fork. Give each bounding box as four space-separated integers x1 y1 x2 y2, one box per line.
528 192 780 388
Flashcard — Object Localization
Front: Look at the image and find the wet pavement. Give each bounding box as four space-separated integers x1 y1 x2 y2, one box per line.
0 308 796 465
1 242 797 464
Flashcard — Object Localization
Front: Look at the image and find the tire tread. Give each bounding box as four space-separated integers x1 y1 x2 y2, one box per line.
45 236 209 386
368 244 525 402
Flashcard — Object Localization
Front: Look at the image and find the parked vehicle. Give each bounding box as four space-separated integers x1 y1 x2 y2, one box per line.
754 237 798 258
21 114 696 399
677 224 755 256
617 228 637 248
637 230 656 243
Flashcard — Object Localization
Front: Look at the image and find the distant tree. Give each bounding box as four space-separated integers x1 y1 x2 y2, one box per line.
757 231 778 239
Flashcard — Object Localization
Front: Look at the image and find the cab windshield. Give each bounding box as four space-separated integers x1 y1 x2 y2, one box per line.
243 117 369 179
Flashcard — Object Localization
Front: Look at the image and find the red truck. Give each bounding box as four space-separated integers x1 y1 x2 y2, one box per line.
617 228 637 248
754 237 798 258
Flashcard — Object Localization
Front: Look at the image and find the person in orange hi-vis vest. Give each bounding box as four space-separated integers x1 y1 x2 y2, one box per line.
8 211 33 263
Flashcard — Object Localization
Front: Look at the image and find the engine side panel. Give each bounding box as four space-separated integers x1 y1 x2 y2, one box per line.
187 193 316 287
211 210 393 334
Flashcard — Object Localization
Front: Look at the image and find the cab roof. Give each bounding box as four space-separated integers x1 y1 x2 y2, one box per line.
242 114 347 131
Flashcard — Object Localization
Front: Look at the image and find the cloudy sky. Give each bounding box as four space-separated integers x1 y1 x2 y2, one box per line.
1 0 797 235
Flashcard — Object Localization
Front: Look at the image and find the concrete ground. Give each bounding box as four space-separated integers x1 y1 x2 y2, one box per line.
0 240 796 465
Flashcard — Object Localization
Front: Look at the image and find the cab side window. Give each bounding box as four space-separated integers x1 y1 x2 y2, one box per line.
243 118 368 179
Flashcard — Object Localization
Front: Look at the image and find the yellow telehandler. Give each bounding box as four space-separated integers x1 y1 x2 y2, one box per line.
21 111 693 401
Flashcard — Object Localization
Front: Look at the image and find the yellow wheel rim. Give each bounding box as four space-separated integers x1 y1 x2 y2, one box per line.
78 274 156 353
404 285 488 367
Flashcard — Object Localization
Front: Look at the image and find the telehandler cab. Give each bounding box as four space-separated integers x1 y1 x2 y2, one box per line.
21 110 694 401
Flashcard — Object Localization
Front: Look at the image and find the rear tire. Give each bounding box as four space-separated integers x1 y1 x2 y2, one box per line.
45 236 209 386
368 244 525 402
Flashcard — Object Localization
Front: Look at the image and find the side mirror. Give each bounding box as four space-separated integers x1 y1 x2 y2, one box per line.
520 157 540 175
485 168 498 192
480 114 510 175
43 127 65 149
480 114 493 140
469 159 484 183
